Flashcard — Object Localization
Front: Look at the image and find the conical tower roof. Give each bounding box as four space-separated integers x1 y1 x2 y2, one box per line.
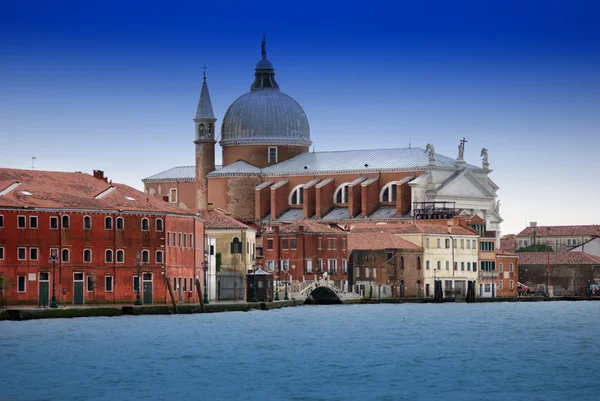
195 71 215 120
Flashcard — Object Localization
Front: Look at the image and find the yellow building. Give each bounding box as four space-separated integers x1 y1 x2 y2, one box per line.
196 206 256 301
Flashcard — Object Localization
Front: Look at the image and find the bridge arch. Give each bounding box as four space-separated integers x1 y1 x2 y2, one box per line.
306 286 342 305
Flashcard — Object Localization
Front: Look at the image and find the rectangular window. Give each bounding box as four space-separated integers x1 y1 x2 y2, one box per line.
460 239 465 249
306 259 313 274
133 276 140 292
183 234 187 248
189 278 193 292
426 260 430 270
105 276 113 292
461 262 465 271
472 240 476 249
437 261 441 270
210 245 215 255
567 239 571 246
178 233 182 247
499 263 503 272
332 239 336 250
318 259 323 273
342 259 347 274
453 238 457 248
437 238 441 248
29 216 38 229
445 239 450 248
17 275 26 292
386 252 394 262
268 146 278 163
342 238 347 250
281 259 289 271
466 240 470 249
266 260 275 272
446 261 449 270
190 234 193 248
167 232 170 246
0 247 4 260
18 247 27 260
509 263 514 272
87 276 94 292
0 214 3 228
282 239 288 250
454 262 457 271
318 237 322 250
169 188 177 203
365 267 370 278
372 267 377 278
29 248 38 261
183 277 187 292
18 215 26 229
50 216 58 229
290 239 297 250
426 238 430 248
267 239 273 250
499 280 503 290
473 262 477 272
173 232 176 246
510 280 514 290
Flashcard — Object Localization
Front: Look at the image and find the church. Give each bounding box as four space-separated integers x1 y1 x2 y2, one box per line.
143 39 503 239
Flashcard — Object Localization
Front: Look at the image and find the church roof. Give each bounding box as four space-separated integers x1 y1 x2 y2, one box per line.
142 166 196 182
195 75 215 120
210 160 261 175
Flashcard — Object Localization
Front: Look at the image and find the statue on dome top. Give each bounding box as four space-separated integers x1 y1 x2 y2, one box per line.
261 35 267 60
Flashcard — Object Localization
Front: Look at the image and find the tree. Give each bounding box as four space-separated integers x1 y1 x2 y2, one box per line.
516 244 554 253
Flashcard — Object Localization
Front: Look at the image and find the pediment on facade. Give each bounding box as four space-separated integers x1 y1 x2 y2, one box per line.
436 170 494 198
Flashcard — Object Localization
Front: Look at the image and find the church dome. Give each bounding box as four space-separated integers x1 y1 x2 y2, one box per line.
220 90 311 147
219 37 311 148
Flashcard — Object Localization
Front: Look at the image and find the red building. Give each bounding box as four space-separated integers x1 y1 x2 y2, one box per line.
496 250 519 297
262 221 349 291
0 168 204 306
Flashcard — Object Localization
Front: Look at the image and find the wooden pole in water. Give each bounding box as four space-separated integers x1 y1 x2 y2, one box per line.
195 278 205 313
165 278 178 314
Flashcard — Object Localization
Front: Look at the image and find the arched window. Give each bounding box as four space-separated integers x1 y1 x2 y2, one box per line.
116 217 124 230
83 215 92 230
61 249 70 263
289 185 304 205
142 250 149 263
116 249 124 263
141 218 149 231
199 123 204 132
155 218 164 232
230 237 242 254
156 250 164 264
380 182 398 202
334 183 350 204
400 256 405 270
105 249 113 263
61 215 70 228
105 216 113 230
417 256 422 270
83 249 92 263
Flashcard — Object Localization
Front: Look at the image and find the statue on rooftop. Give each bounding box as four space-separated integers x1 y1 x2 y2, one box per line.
481 148 489 164
425 143 435 162
261 35 267 60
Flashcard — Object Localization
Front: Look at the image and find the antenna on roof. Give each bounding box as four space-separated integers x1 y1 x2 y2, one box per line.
31 156 36 170
408 133 411 149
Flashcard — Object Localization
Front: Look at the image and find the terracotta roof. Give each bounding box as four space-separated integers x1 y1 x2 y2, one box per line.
500 234 516 252
277 220 345 235
496 250 518 257
194 209 252 230
0 168 188 214
518 251 600 266
516 225 600 237
348 231 421 251
351 222 477 236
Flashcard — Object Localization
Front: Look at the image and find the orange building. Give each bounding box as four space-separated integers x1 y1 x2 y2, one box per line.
496 250 518 297
0 168 204 306
261 221 349 291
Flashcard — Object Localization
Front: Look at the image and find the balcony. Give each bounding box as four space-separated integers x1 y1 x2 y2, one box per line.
479 271 499 278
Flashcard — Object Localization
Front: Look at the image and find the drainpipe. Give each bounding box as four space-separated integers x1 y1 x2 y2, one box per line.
113 212 117 304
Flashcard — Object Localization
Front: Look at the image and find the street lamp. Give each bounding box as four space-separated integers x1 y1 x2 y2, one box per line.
202 254 209 304
251 261 257 303
49 249 58 308
275 261 280 301
134 252 142 305
284 271 289 301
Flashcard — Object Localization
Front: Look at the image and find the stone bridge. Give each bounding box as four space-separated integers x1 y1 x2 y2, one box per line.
291 281 360 305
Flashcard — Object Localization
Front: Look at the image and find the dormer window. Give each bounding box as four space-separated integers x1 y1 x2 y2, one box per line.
268 147 278 164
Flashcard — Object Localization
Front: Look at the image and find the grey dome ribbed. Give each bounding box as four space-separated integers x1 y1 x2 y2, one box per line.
220 89 311 147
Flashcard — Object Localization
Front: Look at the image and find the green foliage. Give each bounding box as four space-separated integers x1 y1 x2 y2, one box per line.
216 252 222 272
516 244 554 252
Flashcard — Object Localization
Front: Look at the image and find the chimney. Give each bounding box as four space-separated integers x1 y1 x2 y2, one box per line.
298 225 304 234
207 203 214 211
93 170 105 180
447 220 453 234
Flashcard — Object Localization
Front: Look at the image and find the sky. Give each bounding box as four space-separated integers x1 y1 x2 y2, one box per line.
1 0 599 235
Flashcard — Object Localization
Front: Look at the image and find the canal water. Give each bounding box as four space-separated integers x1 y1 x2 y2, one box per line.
1 302 598 401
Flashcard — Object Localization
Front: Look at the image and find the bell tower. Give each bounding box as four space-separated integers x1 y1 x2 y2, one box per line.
194 67 217 210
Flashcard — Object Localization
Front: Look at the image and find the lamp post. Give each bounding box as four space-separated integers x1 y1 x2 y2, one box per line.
251 261 257 303
49 249 58 308
203 254 209 304
275 261 280 301
284 271 289 301
134 252 142 305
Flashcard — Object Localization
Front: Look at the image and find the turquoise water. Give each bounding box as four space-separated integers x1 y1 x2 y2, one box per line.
0 303 598 401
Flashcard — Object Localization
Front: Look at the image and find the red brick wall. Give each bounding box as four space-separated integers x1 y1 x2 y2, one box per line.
255 182 273 220
144 181 196 209
0 209 201 305
195 142 215 210
270 181 289 220
396 181 411 216
361 178 379 217
222 144 309 168
303 182 317 219
316 179 334 218
348 181 362 218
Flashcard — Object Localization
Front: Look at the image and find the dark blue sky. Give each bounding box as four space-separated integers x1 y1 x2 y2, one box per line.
2 0 599 234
